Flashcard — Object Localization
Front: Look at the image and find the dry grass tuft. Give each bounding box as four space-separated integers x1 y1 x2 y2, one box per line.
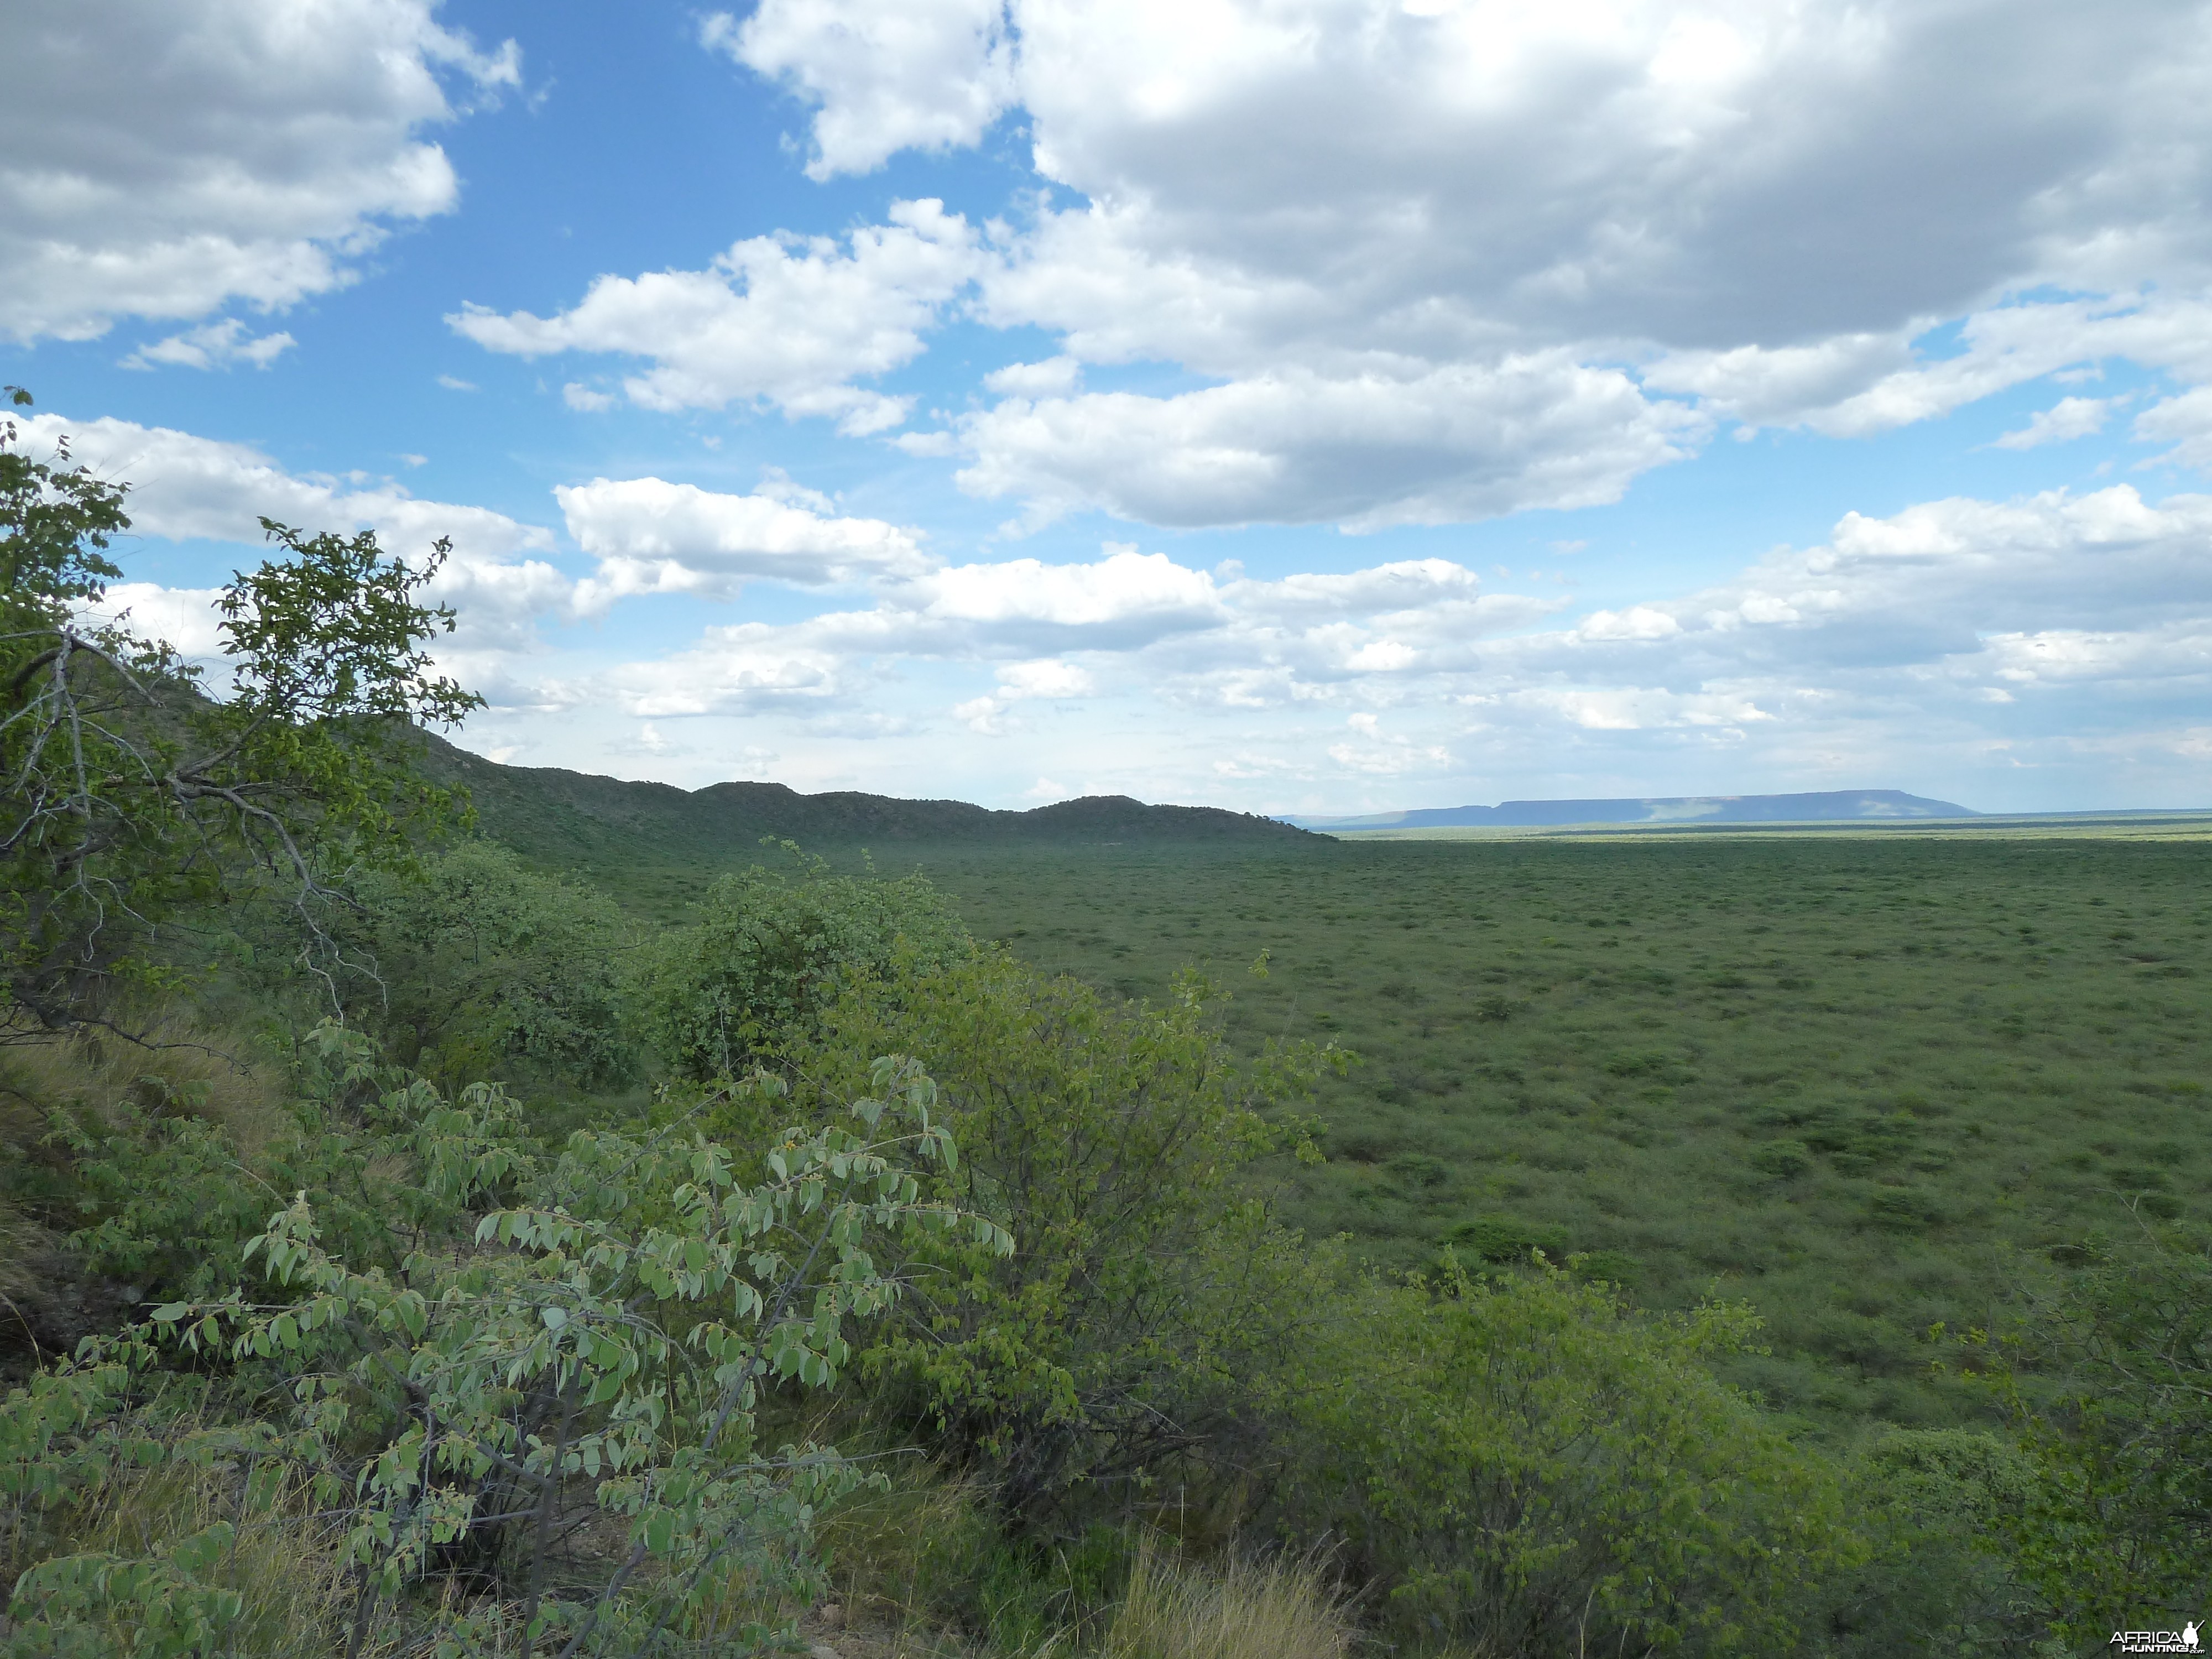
0 1200 43 1284
0 1016 288 1155
813 1460 996 1636
5 1457 360 1656
0 1018 290 1378
0 1200 51 1334
1096 1543 1353 1659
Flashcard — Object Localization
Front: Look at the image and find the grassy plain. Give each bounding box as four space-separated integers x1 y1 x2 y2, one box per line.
869 825 2211 1432
550 820 2211 1433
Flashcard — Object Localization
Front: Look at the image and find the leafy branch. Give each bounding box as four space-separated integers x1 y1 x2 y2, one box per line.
2 392 483 1037
4 1050 1010 1656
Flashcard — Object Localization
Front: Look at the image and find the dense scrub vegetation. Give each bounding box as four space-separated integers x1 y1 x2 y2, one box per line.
4 409 2208 1653
7 833 2206 1653
894 836 2212 1434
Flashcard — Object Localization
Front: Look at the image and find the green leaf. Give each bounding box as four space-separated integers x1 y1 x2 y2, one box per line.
168 1521 237 1577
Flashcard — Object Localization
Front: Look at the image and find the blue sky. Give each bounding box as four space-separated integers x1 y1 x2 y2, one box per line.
9 0 2212 813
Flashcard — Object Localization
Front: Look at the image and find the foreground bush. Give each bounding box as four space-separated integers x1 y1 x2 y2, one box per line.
1261 1260 1864 1656
9 934 2117 1658
1971 1223 2212 1644
2 1026 1006 1655
775 953 1865 1653
781 952 1333 1520
1817 1427 2051 1654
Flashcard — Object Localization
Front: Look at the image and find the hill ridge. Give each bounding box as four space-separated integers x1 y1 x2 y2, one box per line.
410 731 1314 865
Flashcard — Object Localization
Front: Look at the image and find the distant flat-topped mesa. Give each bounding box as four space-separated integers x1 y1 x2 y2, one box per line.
1281 789 1978 832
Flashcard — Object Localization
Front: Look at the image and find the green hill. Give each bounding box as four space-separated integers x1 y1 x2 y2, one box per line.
411 729 1316 869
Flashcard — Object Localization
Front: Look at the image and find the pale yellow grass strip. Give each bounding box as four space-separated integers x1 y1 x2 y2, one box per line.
1095 1544 1352 1659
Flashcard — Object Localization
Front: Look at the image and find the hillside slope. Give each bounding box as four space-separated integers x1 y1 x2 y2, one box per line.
411 730 1315 865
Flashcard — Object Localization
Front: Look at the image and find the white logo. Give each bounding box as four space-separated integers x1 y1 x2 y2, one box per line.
2110 1623 2200 1655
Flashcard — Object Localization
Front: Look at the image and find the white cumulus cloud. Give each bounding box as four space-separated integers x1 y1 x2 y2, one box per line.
982 356 1083 397
706 0 1015 179
450 199 983 434
953 656 1098 732
695 0 2212 527
119 319 296 372
910 546 1225 643
1648 294 2212 437
997 658 1096 699
14 411 566 654
1222 558 1483 620
1485 486 2212 730
4 0 518 343
1994 395 2117 450
556 474 933 610
2134 385 2212 471
1579 606 1684 643
979 1 2212 349
952 357 1707 530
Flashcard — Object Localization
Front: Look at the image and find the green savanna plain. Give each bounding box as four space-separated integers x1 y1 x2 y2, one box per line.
681 818 2212 1435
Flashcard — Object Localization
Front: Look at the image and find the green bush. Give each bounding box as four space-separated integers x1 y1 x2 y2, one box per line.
1569 1246 1642 1287
2 1030 1006 1656
629 849 971 1078
40 1025 449 1301
1969 1224 2212 1644
343 841 635 1086
1259 1264 1864 1656
1751 1138 1813 1178
3 397 480 1039
779 951 1333 1520
1441 1213 1569 1263
769 952 1865 1651
1818 1428 2051 1655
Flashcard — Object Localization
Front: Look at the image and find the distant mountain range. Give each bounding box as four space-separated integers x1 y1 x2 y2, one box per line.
411 731 1313 867
414 735 1985 865
1278 789 1979 831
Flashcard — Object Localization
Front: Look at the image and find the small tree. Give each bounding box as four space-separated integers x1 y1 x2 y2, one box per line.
343 841 637 1087
629 849 970 1078
1 390 482 1035
782 952 1334 1520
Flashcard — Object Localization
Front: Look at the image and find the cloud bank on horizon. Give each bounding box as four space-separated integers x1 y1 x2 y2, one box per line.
7 0 2211 813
